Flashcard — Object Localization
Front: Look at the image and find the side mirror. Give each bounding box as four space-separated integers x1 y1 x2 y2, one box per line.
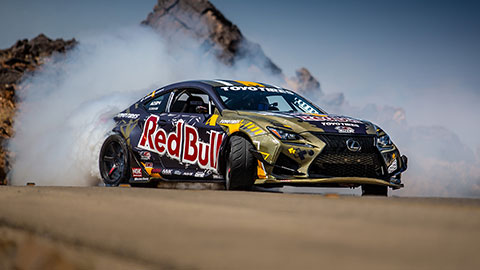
196 105 208 114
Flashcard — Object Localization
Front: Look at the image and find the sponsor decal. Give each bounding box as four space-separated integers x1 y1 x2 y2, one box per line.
138 115 224 171
149 106 159 111
288 147 307 160
194 171 205 178
323 122 359 127
116 113 140 119
174 170 182 176
219 119 241 124
132 168 142 178
297 114 363 124
151 168 162 174
150 100 163 106
183 171 194 176
218 86 294 95
140 151 151 161
161 169 173 175
335 126 355 133
144 162 153 168
212 174 223 179
133 177 149 181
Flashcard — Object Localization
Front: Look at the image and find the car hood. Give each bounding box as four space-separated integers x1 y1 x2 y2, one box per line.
234 111 377 135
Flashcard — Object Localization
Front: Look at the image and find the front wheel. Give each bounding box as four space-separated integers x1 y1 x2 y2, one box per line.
225 136 256 190
362 185 388 196
99 134 130 186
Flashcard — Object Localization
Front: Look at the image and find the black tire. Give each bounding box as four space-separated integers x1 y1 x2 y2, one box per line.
362 185 388 196
99 134 130 186
225 136 256 190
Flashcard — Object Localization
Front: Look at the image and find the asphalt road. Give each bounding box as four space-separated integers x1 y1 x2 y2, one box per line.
1 186 479 270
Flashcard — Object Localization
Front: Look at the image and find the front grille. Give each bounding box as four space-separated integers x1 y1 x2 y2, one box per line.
309 133 384 178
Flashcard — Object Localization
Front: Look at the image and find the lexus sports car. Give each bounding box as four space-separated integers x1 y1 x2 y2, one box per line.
99 80 407 196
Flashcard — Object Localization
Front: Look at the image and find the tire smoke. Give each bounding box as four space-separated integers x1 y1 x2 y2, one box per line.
7 26 277 186
7 25 479 197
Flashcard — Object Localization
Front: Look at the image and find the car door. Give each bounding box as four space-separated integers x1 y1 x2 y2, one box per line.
160 88 225 180
133 90 173 176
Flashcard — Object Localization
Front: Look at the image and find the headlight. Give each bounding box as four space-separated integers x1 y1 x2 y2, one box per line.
377 134 392 147
267 127 301 140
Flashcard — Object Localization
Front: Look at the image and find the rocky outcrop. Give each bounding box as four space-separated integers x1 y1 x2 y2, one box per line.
285 67 322 96
0 34 76 184
142 0 282 74
143 0 321 93
143 0 284 76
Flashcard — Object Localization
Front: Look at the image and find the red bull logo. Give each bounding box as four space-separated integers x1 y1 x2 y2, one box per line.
138 115 223 171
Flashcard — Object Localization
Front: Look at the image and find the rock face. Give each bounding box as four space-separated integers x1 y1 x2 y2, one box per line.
285 67 322 97
142 0 282 75
143 0 323 91
0 34 76 184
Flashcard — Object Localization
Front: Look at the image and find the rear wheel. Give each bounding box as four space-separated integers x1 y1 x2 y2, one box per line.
99 134 130 186
362 185 388 196
225 136 256 190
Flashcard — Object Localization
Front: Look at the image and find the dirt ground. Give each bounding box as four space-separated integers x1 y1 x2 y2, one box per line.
1 186 479 270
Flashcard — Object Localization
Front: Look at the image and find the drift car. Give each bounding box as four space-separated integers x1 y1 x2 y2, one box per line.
99 80 407 195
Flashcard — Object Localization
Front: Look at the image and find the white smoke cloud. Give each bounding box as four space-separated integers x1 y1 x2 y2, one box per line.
7 26 280 186
7 24 479 197
315 93 480 198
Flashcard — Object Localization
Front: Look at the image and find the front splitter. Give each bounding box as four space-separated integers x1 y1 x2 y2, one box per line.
255 176 403 189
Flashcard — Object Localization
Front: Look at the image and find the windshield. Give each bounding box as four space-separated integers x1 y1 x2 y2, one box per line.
214 86 325 114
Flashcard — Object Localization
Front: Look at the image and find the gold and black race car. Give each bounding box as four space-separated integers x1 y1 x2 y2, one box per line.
99 80 407 196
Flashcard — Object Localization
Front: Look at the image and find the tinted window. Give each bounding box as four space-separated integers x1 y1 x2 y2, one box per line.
145 92 170 113
214 86 325 114
170 89 213 114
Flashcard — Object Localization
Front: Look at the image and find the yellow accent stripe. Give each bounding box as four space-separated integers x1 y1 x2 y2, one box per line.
254 130 264 135
235 80 264 87
219 123 241 134
257 160 267 179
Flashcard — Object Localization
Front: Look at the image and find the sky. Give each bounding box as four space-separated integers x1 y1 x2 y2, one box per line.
1 0 479 146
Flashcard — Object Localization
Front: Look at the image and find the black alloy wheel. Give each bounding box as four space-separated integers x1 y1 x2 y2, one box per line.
99 134 130 186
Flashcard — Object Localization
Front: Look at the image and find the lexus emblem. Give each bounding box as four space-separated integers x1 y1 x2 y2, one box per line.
346 138 361 152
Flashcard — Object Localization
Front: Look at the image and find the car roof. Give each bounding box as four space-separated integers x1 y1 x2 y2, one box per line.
160 79 284 90
144 80 287 111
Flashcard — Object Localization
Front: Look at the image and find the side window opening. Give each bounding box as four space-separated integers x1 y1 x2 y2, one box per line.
170 89 214 114
144 92 170 113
